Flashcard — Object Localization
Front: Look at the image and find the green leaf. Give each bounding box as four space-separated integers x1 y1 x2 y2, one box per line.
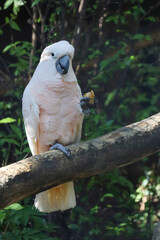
0 138 20 146
5 16 10 23
124 10 131 15
14 0 25 8
31 0 42 7
0 29 3 35
10 21 21 31
100 59 110 69
90 205 99 214
15 148 21 154
139 6 145 15
5 203 24 210
22 147 30 153
68 224 79 229
10 125 22 139
106 16 119 24
145 35 152 41
100 193 114 202
4 0 13 9
147 16 156 22
0 117 16 123
135 193 142 202
105 90 116 106
142 178 148 187
131 33 144 40
3 43 14 53
0 211 6 223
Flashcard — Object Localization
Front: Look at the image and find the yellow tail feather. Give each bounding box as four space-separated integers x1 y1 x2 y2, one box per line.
34 182 76 213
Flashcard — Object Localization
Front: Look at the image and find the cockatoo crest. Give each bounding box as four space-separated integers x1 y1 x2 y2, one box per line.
40 40 75 61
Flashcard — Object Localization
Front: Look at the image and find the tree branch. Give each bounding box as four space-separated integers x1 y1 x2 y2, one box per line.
1 112 160 209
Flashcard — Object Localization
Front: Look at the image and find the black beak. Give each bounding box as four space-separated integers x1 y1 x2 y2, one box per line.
56 55 70 75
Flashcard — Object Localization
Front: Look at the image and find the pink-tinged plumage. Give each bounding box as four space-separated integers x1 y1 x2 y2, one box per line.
22 40 84 212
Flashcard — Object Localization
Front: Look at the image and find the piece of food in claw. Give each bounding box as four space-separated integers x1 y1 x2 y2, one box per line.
83 90 95 104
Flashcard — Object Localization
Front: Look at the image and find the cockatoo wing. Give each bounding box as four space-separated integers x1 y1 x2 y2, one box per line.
22 83 40 156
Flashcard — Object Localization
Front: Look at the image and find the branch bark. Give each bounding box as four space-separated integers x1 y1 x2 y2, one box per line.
152 221 160 240
1 112 160 209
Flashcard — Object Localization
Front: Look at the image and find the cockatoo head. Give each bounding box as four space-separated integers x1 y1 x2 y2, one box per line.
39 40 77 82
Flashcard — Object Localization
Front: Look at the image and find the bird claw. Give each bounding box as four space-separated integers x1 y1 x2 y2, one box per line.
50 143 73 160
80 97 92 116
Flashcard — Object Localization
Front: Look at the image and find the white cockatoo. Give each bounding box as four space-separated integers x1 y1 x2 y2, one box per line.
22 40 92 213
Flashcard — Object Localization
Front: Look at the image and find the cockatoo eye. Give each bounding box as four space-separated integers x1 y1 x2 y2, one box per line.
51 52 57 59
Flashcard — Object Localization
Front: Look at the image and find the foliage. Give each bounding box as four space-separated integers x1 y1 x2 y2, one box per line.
0 202 59 240
0 0 160 239
3 41 33 76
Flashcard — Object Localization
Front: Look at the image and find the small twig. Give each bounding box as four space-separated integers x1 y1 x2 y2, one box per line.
3 222 9 236
71 0 87 47
28 6 38 79
23 0 41 41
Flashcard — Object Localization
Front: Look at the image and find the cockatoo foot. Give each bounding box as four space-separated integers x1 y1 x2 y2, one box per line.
49 143 73 159
80 97 92 116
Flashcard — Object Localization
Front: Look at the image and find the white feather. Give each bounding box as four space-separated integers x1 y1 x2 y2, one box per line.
22 82 40 155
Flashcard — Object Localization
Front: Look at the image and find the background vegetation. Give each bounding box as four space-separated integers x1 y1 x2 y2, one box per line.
0 0 160 239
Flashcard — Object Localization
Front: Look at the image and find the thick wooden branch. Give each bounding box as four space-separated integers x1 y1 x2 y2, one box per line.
1 113 160 209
